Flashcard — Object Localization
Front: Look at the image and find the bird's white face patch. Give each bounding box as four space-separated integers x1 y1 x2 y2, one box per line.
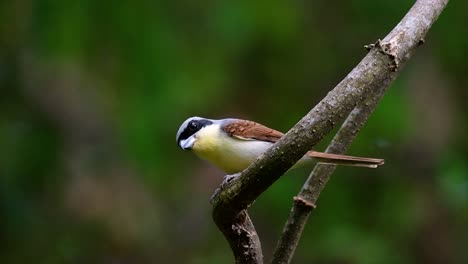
179 135 197 150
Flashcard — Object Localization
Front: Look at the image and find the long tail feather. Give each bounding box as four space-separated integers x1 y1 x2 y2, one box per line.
307 151 384 168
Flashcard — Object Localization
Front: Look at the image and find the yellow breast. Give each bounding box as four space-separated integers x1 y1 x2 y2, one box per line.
191 124 272 174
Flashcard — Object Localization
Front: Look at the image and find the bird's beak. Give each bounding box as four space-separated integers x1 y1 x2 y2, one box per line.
179 136 196 150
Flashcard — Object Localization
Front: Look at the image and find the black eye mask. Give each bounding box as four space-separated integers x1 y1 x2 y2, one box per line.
177 119 213 146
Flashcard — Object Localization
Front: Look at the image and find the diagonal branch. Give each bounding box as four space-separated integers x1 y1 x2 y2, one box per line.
210 0 449 263
271 74 389 264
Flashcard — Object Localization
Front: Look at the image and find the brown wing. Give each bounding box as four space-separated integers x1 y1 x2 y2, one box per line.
222 119 284 143
222 119 384 168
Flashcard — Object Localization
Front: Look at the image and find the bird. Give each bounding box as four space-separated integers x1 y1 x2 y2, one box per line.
176 117 384 175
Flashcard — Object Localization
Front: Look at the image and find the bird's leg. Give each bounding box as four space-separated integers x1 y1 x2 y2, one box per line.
210 172 242 203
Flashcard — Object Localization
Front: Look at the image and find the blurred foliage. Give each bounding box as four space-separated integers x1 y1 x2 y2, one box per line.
1 0 467 263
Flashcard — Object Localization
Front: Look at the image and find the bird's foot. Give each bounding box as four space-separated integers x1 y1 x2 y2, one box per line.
221 173 241 187
210 173 241 203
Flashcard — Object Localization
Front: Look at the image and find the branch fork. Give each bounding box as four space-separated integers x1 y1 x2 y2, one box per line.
210 1 449 263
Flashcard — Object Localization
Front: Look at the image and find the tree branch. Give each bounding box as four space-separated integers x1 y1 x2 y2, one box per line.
271 77 388 264
210 0 449 263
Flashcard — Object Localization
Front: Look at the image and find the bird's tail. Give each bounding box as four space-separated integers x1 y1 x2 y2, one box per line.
307 151 384 168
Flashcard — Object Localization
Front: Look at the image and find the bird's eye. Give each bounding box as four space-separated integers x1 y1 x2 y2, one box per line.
188 121 198 131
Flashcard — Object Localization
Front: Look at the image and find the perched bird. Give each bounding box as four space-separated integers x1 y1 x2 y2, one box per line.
176 117 384 174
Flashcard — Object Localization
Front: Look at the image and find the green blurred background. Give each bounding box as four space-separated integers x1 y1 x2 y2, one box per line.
1 0 467 263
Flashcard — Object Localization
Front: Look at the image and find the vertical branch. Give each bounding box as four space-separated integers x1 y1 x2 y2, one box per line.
215 210 263 264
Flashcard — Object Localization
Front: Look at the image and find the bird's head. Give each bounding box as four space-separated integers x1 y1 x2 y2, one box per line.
176 117 214 150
